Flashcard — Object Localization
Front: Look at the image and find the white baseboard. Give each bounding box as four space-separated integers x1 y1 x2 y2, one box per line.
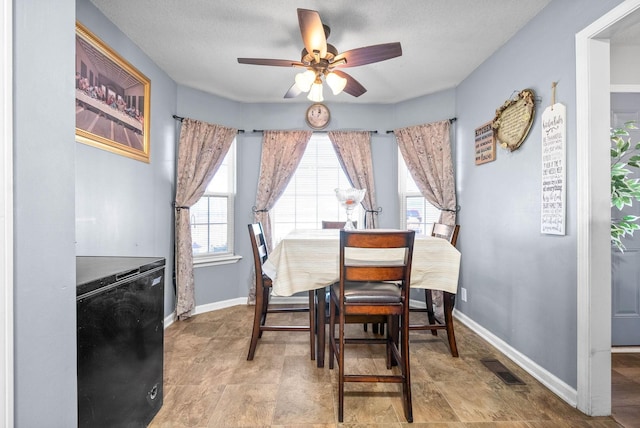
612 346 640 353
164 297 248 328
164 296 425 328
270 296 309 305
453 309 578 408
164 297 435 328
194 297 248 315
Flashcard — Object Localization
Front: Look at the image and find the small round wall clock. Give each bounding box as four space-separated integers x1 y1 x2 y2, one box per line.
305 103 331 130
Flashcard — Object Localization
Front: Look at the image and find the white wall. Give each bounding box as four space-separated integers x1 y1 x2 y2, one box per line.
612 44 640 85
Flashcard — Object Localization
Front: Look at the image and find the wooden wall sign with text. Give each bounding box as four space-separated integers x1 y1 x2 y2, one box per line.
540 103 566 235
475 121 496 165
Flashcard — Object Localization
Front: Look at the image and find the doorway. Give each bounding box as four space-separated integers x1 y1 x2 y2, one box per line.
611 91 640 347
576 0 640 416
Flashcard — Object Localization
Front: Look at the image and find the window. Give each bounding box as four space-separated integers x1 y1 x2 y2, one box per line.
191 140 238 266
398 151 440 235
272 134 358 244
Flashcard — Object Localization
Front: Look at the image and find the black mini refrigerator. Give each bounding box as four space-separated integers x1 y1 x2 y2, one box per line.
77 256 165 428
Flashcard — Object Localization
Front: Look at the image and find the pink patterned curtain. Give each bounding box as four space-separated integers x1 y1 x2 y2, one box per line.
249 130 312 303
174 118 237 319
394 120 457 225
328 131 379 229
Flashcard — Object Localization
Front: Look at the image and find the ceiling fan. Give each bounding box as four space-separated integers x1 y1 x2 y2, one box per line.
237 8 402 102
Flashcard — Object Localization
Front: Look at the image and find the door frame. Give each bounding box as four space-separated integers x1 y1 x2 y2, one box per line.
576 0 640 415
0 0 13 425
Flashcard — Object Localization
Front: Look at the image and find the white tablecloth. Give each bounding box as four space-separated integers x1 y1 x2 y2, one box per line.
263 229 461 296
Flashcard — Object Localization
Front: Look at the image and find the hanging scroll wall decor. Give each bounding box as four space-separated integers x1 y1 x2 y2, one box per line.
492 89 536 152
540 82 566 235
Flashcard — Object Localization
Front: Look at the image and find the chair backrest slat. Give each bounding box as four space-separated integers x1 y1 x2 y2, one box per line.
322 220 356 230
431 223 460 247
345 266 407 282
340 230 415 286
248 222 269 270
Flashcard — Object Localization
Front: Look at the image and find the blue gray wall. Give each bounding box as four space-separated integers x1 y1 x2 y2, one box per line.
12 0 624 424
75 0 178 316
14 1 76 426
454 0 623 389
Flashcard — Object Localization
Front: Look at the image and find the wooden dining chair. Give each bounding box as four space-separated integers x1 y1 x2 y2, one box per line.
410 223 460 357
328 229 415 423
246 223 315 361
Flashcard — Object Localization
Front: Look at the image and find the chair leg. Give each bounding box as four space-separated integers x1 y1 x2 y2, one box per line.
401 310 413 423
308 290 316 361
247 285 265 360
328 294 335 370
317 288 326 368
338 311 345 423
443 292 459 357
424 289 438 336
385 316 393 369
258 286 270 338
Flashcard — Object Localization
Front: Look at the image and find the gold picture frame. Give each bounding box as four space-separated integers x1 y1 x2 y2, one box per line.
75 22 151 163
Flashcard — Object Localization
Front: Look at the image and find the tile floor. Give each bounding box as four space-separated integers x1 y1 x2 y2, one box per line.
611 352 640 427
149 305 627 427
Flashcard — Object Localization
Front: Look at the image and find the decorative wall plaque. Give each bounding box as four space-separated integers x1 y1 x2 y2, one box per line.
541 103 566 235
492 89 536 152
474 121 496 165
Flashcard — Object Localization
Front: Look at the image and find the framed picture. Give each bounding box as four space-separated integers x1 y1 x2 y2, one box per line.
75 21 151 163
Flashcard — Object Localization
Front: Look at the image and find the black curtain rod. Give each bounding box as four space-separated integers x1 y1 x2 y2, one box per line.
173 113 456 135
385 117 457 134
172 115 245 133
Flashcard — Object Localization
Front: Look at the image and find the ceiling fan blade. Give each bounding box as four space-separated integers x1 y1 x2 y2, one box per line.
297 9 327 59
333 70 367 97
237 58 304 67
333 42 402 68
284 83 303 99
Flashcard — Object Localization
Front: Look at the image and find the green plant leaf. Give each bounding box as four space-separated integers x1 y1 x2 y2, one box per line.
611 121 640 246
622 140 631 152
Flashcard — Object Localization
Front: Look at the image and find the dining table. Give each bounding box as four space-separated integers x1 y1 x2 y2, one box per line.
262 228 461 367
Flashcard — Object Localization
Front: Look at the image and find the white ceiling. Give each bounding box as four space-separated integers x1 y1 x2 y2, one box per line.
89 0 555 104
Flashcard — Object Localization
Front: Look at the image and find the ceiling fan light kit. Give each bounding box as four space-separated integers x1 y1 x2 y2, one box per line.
237 8 402 100
325 72 347 95
308 81 324 102
294 69 347 100
295 70 316 92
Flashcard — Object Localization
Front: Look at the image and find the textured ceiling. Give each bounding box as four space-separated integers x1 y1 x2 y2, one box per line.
89 0 554 104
